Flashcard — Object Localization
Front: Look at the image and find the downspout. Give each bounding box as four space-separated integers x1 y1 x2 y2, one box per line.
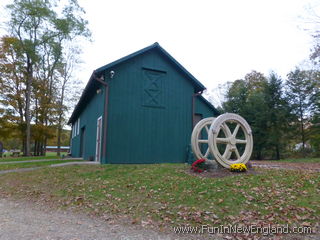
192 90 204 129
93 71 109 163
68 124 72 157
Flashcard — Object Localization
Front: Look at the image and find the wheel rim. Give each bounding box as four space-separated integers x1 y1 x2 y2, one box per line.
191 117 232 161
208 113 253 168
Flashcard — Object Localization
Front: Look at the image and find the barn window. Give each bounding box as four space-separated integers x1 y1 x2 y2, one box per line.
142 67 166 108
77 118 80 135
72 118 80 138
72 124 75 138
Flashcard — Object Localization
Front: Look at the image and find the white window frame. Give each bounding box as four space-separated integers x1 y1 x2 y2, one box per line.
72 124 75 138
95 116 103 162
77 118 80 136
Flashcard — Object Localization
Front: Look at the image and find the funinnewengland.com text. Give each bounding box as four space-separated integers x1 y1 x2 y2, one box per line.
173 224 312 236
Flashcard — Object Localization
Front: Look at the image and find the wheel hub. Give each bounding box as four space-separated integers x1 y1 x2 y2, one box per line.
229 137 236 145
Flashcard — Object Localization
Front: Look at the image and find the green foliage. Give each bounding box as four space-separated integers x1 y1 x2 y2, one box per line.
220 67 320 159
286 69 314 120
286 68 316 156
223 79 248 115
47 129 71 146
264 73 292 159
309 114 320 156
308 38 320 156
223 71 291 159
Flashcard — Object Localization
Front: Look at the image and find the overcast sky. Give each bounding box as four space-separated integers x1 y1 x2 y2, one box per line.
76 0 317 91
1 0 319 99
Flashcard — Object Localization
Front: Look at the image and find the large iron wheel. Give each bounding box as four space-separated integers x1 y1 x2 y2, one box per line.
208 113 253 168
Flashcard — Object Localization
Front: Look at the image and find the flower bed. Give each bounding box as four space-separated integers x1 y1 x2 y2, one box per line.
191 158 206 172
230 163 247 172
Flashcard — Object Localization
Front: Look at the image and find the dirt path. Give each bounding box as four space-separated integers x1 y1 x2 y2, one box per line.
0 198 193 240
0 158 83 164
251 161 320 172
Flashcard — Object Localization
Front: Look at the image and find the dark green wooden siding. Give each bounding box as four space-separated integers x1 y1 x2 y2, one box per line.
71 86 105 160
71 48 218 164
102 50 195 164
195 96 217 118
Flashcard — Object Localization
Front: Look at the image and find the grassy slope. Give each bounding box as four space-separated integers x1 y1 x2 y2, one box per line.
0 160 83 171
0 164 318 229
0 152 69 162
0 156 59 162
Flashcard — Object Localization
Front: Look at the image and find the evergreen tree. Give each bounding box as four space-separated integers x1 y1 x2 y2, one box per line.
286 68 314 155
223 71 270 159
264 73 291 159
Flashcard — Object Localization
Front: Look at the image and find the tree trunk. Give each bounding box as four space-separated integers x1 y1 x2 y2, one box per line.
34 141 37 156
256 150 262 160
299 99 306 157
57 81 66 157
22 139 26 156
275 145 280 160
42 138 47 156
300 122 305 157
25 93 31 156
24 58 32 156
57 125 61 157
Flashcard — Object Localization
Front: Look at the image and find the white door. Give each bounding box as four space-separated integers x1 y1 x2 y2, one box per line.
95 116 102 162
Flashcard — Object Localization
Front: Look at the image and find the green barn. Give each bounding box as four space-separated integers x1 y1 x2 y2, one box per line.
68 42 219 164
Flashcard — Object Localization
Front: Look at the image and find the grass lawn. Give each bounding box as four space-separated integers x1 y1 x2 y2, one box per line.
0 160 84 171
46 152 69 157
0 152 69 162
0 163 318 233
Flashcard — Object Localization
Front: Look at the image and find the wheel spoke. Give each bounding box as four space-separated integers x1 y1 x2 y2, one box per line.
222 122 232 136
223 144 231 158
236 139 247 144
205 125 209 133
198 139 208 143
204 148 210 157
232 124 240 137
234 147 241 159
216 138 229 143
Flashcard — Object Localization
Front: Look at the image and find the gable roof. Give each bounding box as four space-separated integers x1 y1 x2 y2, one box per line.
197 95 220 116
68 42 207 124
94 42 206 91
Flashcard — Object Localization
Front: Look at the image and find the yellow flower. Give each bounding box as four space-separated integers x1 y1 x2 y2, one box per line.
230 163 247 172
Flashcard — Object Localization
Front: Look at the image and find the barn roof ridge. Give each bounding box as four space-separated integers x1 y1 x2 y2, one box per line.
94 42 206 91
68 43 212 124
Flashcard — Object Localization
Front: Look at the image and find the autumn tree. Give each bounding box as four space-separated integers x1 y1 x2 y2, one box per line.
55 45 82 156
5 0 90 155
0 36 27 147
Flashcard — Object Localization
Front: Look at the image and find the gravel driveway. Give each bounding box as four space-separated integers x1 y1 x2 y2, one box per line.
251 161 320 172
0 199 188 240
2 198 317 240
